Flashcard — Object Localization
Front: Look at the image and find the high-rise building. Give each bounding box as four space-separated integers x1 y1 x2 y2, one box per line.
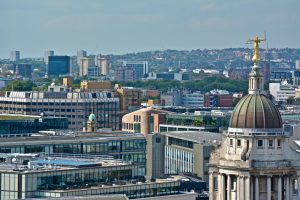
77 50 87 65
208 36 300 200
115 67 135 82
80 57 94 77
97 55 110 76
44 50 54 63
15 64 32 78
10 51 20 62
48 56 70 77
296 60 300 70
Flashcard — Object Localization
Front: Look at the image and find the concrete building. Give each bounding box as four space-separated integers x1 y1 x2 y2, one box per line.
80 81 111 92
209 37 300 200
48 56 70 77
79 57 94 77
122 61 148 79
122 107 169 137
115 86 143 113
147 72 191 81
269 82 295 102
115 67 135 82
97 55 110 76
296 60 300 70
161 89 182 107
0 91 119 130
182 91 204 107
10 51 20 62
204 92 234 107
270 71 292 82
145 131 221 183
44 50 54 64
77 50 87 66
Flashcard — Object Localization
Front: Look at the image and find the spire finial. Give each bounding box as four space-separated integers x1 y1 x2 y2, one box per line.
247 34 266 65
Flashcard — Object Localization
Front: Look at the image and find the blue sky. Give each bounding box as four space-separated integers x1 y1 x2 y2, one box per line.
0 0 299 58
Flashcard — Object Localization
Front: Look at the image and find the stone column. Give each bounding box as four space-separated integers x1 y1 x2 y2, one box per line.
250 176 254 200
286 176 290 200
267 176 271 200
209 172 214 200
236 176 240 200
222 174 226 200
255 176 259 200
227 175 231 200
218 174 223 200
245 176 251 200
298 175 300 199
278 176 282 200
240 176 244 200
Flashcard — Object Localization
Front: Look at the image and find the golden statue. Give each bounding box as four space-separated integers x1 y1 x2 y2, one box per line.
247 34 266 65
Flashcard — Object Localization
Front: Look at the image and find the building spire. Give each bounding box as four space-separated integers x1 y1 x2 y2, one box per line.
247 35 266 95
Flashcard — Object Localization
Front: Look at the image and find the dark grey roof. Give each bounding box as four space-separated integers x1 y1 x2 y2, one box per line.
136 193 198 200
25 195 128 200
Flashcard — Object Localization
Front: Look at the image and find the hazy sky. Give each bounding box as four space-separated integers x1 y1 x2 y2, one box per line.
1 0 299 58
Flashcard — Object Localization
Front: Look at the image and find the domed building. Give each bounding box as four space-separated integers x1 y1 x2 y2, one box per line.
83 113 97 132
209 37 300 200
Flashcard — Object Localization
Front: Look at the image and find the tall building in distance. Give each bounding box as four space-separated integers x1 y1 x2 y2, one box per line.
115 67 135 82
10 51 20 62
15 64 32 78
123 61 148 80
97 55 110 76
80 57 93 77
209 36 300 200
48 56 70 77
77 50 87 66
44 50 54 64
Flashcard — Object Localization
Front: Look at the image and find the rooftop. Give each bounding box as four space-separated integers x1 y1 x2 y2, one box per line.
163 131 222 145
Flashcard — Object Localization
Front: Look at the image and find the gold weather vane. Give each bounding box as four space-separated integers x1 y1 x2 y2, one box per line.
246 32 266 65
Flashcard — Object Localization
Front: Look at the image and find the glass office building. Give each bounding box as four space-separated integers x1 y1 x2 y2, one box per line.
48 56 70 77
0 134 146 177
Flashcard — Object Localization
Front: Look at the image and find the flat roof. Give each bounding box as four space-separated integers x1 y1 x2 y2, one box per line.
136 193 198 200
32 159 101 167
163 131 222 145
0 133 145 146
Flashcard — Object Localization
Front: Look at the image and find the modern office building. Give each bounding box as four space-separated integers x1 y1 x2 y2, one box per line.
48 56 70 77
209 37 300 200
122 107 169 137
15 63 32 78
122 61 148 79
0 91 119 130
270 71 292 82
182 91 204 107
147 72 191 81
269 82 295 102
44 50 54 64
77 50 87 66
10 51 20 62
115 67 135 82
0 133 146 176
146 131 221 183
0 114 68 137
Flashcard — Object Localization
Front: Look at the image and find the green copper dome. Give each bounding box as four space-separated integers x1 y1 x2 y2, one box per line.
88 113 96 122
230 94 282 129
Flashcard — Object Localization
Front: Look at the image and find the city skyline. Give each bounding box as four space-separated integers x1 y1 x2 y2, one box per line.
1 0 300 58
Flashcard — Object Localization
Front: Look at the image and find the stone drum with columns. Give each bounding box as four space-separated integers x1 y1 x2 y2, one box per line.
209 36 300 200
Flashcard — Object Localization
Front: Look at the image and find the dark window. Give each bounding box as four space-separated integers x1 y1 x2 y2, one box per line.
257 139 263 148
237 139 241 147
230 139 233 147
156 137 161 143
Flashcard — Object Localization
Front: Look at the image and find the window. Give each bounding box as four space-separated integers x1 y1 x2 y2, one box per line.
268 139 274 148
230 139 233 147
237 139 241 147
257 139 263 148
277 139 282 148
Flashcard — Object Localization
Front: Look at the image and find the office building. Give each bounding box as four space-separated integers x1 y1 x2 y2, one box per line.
115 61 148 82
296 60 300 70
80 57 94 77
147 72 191 81
208 37 300 200
270 71 292 82
48 56 70 77
146 131 221 183
10 51 20 62
115 85 143 113
122 107 169 137
160 89 182 107
182 91 204 107
15 63 32 78
97 55 110 76
77 50 87 65
0 114 68 137
44 50 54 63
269 82 295 102
115 67 135 82
0 91 119 130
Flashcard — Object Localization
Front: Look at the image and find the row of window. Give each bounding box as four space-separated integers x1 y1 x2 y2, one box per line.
229 138 282 149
